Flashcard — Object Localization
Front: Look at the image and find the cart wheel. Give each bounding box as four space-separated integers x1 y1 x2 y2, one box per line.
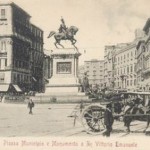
81 104 106 135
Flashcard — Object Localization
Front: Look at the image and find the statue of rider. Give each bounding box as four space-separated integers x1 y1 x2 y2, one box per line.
58 17 67 38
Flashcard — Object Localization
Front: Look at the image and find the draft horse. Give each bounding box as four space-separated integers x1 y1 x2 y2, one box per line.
123 100 150 133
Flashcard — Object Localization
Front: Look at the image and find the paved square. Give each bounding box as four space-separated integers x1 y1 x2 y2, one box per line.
0 103 149 137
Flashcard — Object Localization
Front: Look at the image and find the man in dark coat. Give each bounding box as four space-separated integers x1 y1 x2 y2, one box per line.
28 99 34 114
103 103 114 137
58 17 68 38
82 72 89 93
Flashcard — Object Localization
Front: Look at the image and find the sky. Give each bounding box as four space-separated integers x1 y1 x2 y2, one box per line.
1 0 150 64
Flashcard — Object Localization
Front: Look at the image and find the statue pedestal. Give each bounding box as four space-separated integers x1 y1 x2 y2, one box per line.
45 48 81 95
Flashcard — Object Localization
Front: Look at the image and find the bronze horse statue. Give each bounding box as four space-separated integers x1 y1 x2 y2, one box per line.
47 26 78 49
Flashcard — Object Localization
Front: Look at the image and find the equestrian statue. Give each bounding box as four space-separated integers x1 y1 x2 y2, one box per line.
47 17 79 50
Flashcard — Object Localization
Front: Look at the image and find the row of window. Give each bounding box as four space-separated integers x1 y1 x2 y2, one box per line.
0 59 7 69
87 74 103 77
14 22 43 39
13 7 29 25
32 67 43 77
116 59 133 65
13 43 30 56
116 51 135 63
86 70 103 72
115 65 136 75
14 25 43 52
31 25 43 38
13 73 31 83
13 60 29 69
13 7 43 38
86 65 103 68
115 79 137 87
31 52 43 66
31 41 43 52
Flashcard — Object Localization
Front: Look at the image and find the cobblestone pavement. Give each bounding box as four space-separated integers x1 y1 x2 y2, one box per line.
0 103 149 137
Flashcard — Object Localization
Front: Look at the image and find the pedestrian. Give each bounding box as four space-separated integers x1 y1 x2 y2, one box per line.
28 99 34 114
103 103 114 137
80 101 84 113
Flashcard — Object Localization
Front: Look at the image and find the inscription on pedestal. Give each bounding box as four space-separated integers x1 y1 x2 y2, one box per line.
57 62 72 74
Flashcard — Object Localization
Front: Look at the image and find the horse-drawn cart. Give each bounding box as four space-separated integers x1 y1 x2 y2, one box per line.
70 91 150 135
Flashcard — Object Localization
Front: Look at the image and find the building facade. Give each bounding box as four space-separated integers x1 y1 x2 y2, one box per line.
104 44 128 89
43 49 52 81
84 59 104 87
114 43 137 91
30 24 44 92
0 2 44 93
114 29 145 91
136 19 150 91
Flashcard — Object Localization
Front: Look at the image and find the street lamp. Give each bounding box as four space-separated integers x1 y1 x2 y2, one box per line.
120 74 126 89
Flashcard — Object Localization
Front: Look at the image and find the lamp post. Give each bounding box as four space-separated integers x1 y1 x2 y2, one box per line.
120 75 126 89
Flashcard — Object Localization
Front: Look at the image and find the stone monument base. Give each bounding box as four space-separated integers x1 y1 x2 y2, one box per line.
44 48 81 95
30 93 90 103
37 48 90 102
45 86 79 94
45 76 80 94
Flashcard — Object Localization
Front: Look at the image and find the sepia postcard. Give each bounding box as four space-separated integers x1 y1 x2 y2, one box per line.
0 0 150 150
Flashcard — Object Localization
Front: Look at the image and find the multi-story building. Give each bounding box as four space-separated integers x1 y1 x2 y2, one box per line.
104 44 127 89
30 24 44 92
84 59 104 87
114 29 145 91
136 19 150 91
43 49 52 81
0 2 44 93
114 42 137 91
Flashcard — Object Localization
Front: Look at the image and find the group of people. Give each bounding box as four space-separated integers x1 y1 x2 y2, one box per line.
123 95 145 115
102 94 149 137
26 92 149 137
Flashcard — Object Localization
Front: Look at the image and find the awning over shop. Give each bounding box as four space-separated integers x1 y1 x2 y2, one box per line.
0 85 9 92
12 85 22 92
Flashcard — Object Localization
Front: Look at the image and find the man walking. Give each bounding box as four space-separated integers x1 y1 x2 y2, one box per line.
103 103 114 137
28 99 34 114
